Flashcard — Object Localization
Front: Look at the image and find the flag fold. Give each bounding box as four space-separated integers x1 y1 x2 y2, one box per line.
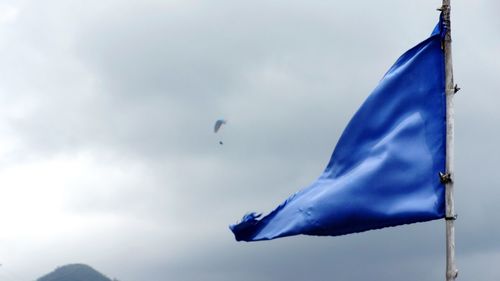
230 17 446 241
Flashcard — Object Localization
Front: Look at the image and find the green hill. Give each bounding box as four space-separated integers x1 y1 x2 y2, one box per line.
37 264 116 281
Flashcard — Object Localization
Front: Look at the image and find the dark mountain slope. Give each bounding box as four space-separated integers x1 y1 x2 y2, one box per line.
37 264 114 281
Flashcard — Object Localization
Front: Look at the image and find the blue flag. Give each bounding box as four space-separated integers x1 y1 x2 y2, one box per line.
230 17 447 242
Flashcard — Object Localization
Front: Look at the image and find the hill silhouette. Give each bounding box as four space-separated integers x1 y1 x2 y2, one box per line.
37 264 116 281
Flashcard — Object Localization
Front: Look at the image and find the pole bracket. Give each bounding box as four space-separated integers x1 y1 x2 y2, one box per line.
445 214 458 221
439 172 452 184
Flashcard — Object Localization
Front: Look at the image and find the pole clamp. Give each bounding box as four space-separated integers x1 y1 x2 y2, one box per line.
445 214 458 221
439 172 453 184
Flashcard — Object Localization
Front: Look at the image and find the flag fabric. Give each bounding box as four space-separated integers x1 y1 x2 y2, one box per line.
230 16 447 242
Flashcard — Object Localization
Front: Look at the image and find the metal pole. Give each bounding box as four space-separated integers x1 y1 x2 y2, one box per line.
441 0 458 280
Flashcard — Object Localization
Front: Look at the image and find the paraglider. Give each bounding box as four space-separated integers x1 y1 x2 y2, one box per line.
214 119 227 145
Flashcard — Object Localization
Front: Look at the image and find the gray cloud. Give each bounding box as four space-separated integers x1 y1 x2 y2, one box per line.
0 0 499 281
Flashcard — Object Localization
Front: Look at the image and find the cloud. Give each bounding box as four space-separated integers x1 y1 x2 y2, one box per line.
0 3 19 24
0 1 499 280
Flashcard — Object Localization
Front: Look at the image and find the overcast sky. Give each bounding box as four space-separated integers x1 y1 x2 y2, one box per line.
0 0 499 280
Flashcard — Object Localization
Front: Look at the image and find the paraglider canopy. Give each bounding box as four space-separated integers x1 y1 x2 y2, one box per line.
214 119 226 133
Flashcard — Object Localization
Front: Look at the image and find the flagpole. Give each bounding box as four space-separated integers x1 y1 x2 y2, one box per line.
441 0 458 280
